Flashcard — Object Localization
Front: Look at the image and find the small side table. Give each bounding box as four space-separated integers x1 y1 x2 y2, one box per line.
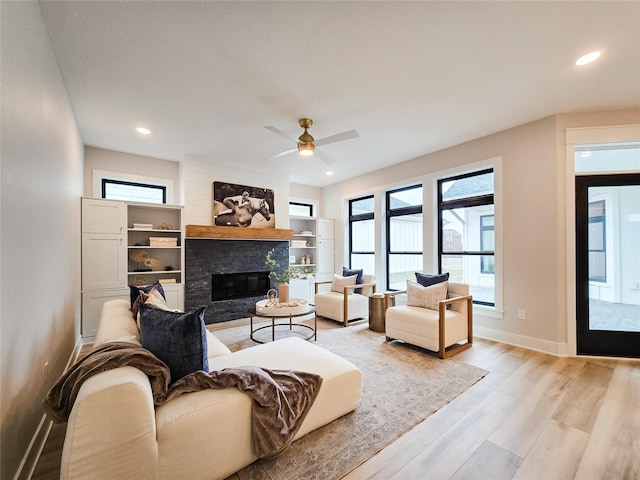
368 293 387 332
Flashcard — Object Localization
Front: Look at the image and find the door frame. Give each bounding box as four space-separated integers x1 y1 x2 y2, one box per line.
565 124 640 356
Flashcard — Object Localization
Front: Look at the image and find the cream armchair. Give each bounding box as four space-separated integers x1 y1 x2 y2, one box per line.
384 282 473 358
315 274 376 327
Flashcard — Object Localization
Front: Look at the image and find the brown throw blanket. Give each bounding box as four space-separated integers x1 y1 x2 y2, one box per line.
43 341 323 458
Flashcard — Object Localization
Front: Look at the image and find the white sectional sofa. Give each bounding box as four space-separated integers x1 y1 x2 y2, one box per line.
61 299 362 480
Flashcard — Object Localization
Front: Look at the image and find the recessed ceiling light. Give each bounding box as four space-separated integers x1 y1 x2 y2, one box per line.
576 51 601 66
326 170 334 176
136 127 151 135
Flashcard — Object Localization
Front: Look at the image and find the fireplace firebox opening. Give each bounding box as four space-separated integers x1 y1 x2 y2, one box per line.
211 271 270 302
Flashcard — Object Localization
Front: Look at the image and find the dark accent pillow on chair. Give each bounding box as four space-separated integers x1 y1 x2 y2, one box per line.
139 303 208 383
129 281 166 307
415 272 449 287
343 267 364 294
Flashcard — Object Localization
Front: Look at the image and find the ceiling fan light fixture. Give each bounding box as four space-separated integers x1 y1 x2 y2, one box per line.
298 142 314 156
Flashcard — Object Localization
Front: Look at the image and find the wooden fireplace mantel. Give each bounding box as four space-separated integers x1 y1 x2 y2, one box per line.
185 225 294 240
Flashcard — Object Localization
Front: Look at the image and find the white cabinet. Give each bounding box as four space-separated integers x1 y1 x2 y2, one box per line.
81 199 127 291
81 289 129 338
289 216 334 302
81 198 185 340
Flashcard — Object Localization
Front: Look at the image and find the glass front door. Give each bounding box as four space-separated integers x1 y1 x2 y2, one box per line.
575 174 640 357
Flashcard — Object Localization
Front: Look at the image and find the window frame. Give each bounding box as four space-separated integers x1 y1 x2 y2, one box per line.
101 178 167 204
480 214 495 274
289 201 314 217
438 168 495 306
385 184 423 290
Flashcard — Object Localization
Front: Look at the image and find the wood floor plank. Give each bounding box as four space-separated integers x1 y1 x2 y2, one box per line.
497 351 561 400
342 404 465 480
551 361 614 434
574 361 640 480
450 440 523 480
388 390 520 479
489 367 574 457
513 419 589 480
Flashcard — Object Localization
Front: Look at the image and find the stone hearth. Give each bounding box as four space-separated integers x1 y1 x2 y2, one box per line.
185 238 289 324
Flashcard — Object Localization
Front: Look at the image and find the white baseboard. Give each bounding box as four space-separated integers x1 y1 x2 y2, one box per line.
474 325 569 357
13 334 83 480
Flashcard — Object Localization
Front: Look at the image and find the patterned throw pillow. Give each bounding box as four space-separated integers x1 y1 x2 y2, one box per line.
131 284 167 322
331 274 358 294
406 280 448 310
139 303 209 383
129 281 166 307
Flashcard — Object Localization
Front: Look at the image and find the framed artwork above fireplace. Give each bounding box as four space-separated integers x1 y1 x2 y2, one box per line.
213 181 275 229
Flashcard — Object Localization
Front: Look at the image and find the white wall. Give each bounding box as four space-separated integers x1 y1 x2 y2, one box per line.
183 155 290 228
1 2 84 478
322 109 640 356
84 146 181 204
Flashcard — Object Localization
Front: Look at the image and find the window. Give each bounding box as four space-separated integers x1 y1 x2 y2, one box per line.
289 202 314 217
588 200 606 282
349 195 375 274
386 185 423 290
438 169 495 306
102 179 166 204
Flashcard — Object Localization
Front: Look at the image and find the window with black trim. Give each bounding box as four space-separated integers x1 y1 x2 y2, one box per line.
289 202 314 217
102 179 166 204
438 169 495 306
349 195 374 274
386 185 423 290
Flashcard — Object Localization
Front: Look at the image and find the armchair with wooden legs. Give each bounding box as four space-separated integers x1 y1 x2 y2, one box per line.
384 282 473 358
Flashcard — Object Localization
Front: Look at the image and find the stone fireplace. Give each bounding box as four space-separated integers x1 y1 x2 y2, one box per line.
185 237 289 324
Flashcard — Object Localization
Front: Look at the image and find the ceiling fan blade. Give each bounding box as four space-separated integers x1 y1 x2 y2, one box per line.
264 147 297 160
264 125 297 143
315 149 336 165
314 129 359 147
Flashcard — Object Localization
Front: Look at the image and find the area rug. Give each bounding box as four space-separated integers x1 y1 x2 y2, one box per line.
210 317 488 480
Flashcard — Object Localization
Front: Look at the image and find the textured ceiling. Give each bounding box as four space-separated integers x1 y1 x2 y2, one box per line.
39 1 640 187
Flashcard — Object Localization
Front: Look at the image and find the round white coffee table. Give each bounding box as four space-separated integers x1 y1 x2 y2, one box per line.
248 306 316 343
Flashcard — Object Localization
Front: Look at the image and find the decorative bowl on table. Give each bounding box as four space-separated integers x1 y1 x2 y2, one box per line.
255 298 309 315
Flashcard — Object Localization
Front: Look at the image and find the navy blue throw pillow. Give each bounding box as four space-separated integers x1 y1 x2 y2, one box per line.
130 281 166 307
139 303 208 383
415 272 449 287
342 267 364 294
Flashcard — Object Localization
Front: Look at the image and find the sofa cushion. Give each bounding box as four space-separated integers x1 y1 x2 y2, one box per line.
342 267 363 293
139 304 209 382
415 272 449 287
331 273 357 294
406 280 448 310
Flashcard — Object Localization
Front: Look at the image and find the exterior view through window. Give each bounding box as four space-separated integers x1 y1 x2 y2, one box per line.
438 169 495 306
386 185 423 290
349 195 375 275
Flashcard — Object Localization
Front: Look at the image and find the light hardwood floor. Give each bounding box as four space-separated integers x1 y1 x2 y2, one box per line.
32 338 639 480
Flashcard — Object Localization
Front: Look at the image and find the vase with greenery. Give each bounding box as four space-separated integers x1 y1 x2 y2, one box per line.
265 248 315 303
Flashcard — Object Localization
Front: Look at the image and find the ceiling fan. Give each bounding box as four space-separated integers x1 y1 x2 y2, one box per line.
264 118 359 165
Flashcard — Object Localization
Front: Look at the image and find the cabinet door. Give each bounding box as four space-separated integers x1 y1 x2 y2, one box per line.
317 218 334 239
317 238 335 278
82 233 127 290
82 289 129 339
82 198 126 234
162 284 184 311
